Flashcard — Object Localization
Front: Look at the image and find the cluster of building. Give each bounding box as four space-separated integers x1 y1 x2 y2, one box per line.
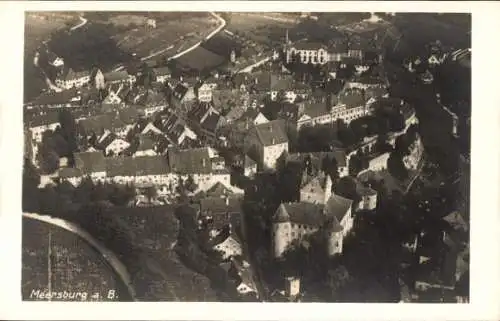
24 20 437 302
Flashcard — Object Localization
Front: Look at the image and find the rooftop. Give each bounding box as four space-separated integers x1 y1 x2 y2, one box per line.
103 70 130 83
106 155 170 177
254 119 288 146
74 151 106 174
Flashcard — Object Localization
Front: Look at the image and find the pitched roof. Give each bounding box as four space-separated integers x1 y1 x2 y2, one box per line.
244 155 257 168
442 211 468 231
65 68 90 81
74 151 106 174
78 114 123 134
338 88 365 108
153 66 171 77
28 112 60 127
29 88 80 107
105 155 170 177
273 202 326 227
253 119 288 146
136 134 156 151
302 101 330 118
270 75 294 92
287 150 347 168
168 147 227 175
104 70 130 83
201 112 222 134
292 41 328 50
59 167 82 178
325 193 353 222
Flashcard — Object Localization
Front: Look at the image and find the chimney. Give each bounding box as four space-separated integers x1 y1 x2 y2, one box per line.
202 158 206 167
271 138 275 145
269 124 273 133
225 196 229 206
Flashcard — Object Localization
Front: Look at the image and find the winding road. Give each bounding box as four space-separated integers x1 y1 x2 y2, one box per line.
113 11 226 72
70 16 88 31
23 212 137 301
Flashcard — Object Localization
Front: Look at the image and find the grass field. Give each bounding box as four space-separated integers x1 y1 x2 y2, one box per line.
111 14 218 58
226 13 297 46
22 217 127 301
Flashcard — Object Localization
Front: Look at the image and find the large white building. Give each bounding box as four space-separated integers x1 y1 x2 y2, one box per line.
296 89 370 130
272 193 354 258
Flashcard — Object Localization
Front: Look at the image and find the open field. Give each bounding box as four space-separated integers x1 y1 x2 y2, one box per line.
22 217 127 301
111 14 218 58
226 13 297 45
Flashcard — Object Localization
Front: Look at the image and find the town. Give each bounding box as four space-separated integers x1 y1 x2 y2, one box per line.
22 11 470 303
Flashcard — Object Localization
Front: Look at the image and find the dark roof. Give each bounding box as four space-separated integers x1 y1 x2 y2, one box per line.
136 134 156 151
201 112 222 134
74 151 106 174
59 167 82 178
270 75 294 92
254 119 288 146
172 83 189 101
273 202 326 227
168 147 227 175
104 70 130 83
64 68 90 81
174 47 226 72
244 155 257 168
338 88 365 108
154 66 171 76
106 155 170 177
287 150 347 168
292 41 328 50
199 196 243 230
201 32 242 57
251 72 272 92
78 114 122 134
29 111 60 127
302 101 330 118
119 106 140 125
325 193 353 222
200 182 236 198
30 88 80 107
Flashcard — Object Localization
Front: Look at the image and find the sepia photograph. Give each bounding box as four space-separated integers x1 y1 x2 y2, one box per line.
20 8 474 304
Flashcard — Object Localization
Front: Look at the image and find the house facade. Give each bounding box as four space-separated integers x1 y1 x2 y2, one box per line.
56 69 91 89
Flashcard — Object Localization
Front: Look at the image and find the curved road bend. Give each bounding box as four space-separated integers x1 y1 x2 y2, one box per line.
23 212 137 301
70 16 88 31
113 11 227 72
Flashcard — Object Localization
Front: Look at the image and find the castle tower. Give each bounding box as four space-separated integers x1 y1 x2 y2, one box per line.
272 204 292 258
323 174 333 205
325 218 343 256
230 49 236 63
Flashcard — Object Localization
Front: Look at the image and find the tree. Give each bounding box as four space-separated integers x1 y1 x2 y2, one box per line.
59 108 78 159
322 155 339 181
327 265 351 296
144 186 157 203
387 152 409 181
38 137 60 175
184 175 198 193
22 160 41 212
375 132 392 154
